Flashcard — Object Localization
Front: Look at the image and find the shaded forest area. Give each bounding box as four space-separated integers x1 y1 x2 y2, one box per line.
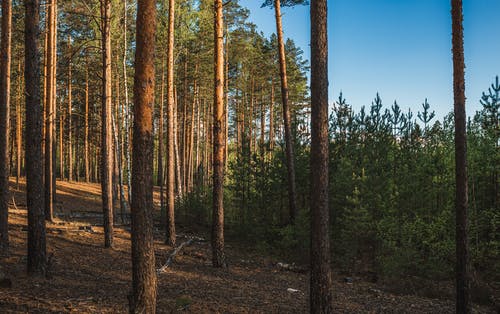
0 0 498 313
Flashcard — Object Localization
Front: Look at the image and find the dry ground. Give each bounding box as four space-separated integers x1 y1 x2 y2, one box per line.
0 178 495 313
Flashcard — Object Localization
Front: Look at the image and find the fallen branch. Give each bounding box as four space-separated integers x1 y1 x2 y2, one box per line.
276 262 307 273
157 238 194 273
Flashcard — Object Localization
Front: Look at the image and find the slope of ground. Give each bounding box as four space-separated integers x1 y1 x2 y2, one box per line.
0 179 495 313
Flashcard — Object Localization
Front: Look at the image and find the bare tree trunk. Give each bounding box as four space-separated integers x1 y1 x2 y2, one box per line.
224 31 229 170
130 0 158 312
166 0 176 246
59 106 64 181
451 1 470 312
187 80 197 192
158 56 165 215
0 0 12 252
274 0 297 223
173 87 182 198
25 0 46 275
44 0 57 222
85 56 90 182
101 0 114 248
123 0 132 206
269 79 274 152
195 93 200 177
16 61 22 188
310 0 333 311
182 58 189 195
67 35 73 182
212 0 227 268
260 89 265 158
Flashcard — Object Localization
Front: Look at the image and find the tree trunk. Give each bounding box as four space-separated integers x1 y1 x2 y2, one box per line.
25 0 47 275
44 0 57 222
67 36 73 182
269 79 274 152
158 56 165 215
451 1 471 313
100 0 114 248
173 87 182 198
130 0 157 312
123 0 132 206
16 61 22 188
310 0 333 312
85 57 90 182
182 57 188 195
59 109 64 181
187 80 197 193
212 0 227 268
0 0 12 252
166 0 176 246
274 0 297 223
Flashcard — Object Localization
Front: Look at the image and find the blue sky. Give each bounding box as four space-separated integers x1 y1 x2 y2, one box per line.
239 0 500 119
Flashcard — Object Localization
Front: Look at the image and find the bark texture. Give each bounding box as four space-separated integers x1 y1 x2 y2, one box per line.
25 0 47 275
44 0 57 222
101 0 114 248
166 0 176 247
130 0 157 312
0 0 12 252
451 1 471 313
212 0 227 268
310 0 333 312
274 0 297 223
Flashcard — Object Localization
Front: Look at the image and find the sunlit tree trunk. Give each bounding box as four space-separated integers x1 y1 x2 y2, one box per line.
67 36 73 182
25 0 46 275
212 0 227 268
310 0 333 311
85 57 90 182
100 0 114 248
166 0 176 246
0 0 12 251
44 0 57 221
123 0 132 206
173 87 182 198
16 61 23 188
451 0 470 312
59 103 64 180
158 56 165 215
273 0 297 223
130 0 158 311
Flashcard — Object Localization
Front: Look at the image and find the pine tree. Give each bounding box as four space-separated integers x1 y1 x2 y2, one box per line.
130 0 158 311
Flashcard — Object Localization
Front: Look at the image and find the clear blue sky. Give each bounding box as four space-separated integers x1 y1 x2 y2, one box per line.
240 0 500 119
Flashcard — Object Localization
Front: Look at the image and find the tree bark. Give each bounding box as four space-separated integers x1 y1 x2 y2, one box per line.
130 0 157 312
310 0 333 312
274 0 297 223
25 0 47 275
16 61 23 188
269 79 275 152
123 0 132 207
101 0 114 248
212 0 227 268
166 0 176 246
158 56 165 215
451 1 471 313
0 0 12 252
173 87 183 198
85 56 90 182
67 36 73 182
44 0 57 222
59 108 64 181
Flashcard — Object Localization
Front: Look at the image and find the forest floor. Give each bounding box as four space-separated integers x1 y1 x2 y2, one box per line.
0 178 496 313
